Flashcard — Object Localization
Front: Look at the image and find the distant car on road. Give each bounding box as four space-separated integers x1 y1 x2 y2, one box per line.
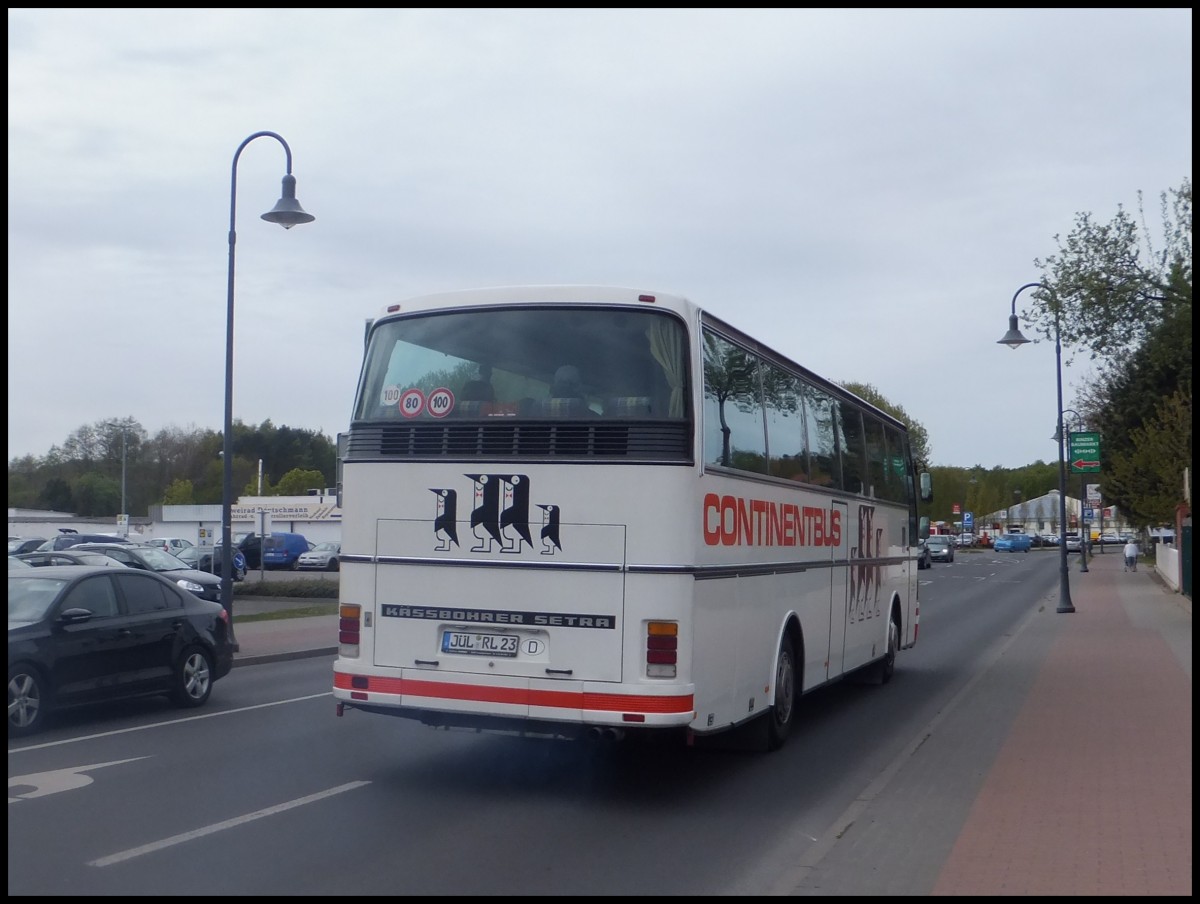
7 565 234 736
955 533 975 548
926 535 955 563
995 533 1033 552
296 541 341 572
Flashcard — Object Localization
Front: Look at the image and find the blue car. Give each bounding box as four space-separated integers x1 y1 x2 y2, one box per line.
994 532 1032 553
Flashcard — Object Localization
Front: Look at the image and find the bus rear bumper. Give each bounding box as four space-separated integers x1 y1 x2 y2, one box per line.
332 666 695 733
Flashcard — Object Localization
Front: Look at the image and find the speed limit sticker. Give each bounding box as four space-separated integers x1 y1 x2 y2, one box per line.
398 388 426 418
380 384 402 407
427 387 454 418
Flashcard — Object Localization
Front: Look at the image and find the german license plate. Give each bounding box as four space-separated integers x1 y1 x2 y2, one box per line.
441 630 519 657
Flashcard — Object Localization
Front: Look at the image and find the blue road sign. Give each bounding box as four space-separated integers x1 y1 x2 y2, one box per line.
963 512 974 530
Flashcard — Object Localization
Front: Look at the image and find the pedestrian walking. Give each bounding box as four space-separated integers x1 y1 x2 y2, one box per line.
1123 538 1139 572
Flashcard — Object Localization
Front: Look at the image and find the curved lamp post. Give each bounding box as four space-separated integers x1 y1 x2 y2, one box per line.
222 132 315 644
1056 407 1090 572
998 282 1075 613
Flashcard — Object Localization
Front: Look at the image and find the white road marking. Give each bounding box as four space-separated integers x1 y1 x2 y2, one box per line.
89 781 371 867
7 693 331 753
9 758 148 802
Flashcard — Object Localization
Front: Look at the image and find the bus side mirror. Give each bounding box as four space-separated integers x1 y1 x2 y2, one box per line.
918 516 930 541
919 472 932 503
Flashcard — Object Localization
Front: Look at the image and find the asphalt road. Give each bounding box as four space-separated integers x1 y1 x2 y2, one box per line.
9 551 1062 895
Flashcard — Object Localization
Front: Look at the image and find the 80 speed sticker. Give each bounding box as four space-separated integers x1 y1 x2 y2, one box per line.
385 386 456 418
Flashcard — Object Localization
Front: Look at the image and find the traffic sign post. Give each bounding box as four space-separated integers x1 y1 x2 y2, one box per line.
1069 431 1101 473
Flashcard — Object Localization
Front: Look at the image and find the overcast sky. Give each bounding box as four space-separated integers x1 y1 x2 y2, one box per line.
7 9 1192 470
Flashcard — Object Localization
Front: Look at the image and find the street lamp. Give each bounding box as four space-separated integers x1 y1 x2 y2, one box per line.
998 281 1075 613
222 131 315 645
120 425 127 537
1055 407 1090 572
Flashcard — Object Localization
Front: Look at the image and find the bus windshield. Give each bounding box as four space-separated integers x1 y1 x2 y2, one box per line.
355 306 690 423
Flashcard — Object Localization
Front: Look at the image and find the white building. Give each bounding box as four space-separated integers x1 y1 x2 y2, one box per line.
9 492 342 547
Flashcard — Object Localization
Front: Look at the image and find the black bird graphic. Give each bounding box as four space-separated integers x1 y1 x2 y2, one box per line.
466 474 501 552
538 503 562 554
431 489 458 550
498 474 533 552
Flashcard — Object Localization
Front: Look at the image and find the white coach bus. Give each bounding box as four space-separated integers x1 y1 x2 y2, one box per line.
332 286 932 750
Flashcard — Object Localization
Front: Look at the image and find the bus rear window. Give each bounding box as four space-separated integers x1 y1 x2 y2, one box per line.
356 306 689 422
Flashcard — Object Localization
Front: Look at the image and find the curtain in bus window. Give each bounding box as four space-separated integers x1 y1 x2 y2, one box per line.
863 414 889 500
648 318 686 418
702 330 766 472
763 361 809 481
802 384 841 488
838 405 868 496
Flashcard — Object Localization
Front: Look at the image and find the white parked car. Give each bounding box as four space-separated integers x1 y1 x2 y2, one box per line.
296 541 341 572
139 537 195 555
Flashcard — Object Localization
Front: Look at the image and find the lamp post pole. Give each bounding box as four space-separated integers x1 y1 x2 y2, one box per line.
1058 407 1090 573
222 132 315 644
999 281 1075 613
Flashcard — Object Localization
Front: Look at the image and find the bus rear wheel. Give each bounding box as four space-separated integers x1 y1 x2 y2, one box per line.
765 634 796 751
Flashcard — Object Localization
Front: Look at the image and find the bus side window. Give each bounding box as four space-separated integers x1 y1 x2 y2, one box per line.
803 384 840 488
839 406 867 495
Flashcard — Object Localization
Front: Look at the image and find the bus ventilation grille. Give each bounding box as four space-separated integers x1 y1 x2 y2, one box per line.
348 422 691 462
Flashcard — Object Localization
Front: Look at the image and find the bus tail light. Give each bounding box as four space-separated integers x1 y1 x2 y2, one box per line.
646 621 677 678
339 603 362 657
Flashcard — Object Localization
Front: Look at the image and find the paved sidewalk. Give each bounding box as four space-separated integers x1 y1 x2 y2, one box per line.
929 552 1192 895
228 598 338 666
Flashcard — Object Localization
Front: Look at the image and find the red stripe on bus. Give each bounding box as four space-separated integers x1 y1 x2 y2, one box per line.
334 672 693 714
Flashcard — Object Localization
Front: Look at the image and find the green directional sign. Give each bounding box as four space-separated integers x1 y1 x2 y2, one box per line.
1069 431 1101 473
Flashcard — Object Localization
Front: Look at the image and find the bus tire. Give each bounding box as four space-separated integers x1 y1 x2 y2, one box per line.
863 613 899 685
765 633 797 751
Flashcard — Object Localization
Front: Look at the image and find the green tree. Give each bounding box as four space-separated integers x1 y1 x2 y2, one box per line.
1103 386 1191 525
162 478 196 505
37 476 74 512
274 468 328 496
72 473 120 516
1032 179 1191 363
1030 179 1191 525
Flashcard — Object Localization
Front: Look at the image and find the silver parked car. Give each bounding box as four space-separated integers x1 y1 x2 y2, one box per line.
296 541 341 572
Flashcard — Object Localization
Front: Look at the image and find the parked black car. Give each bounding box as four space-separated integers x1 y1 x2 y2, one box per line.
16 550 129 569
232 531 263 569
35 531 136 551
917 538 932 570
175 544 248 581
7 538 47 555
71 544 223 603
8 565 234 736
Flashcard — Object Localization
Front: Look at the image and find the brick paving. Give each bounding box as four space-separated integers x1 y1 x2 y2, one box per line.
931 553 1192 895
